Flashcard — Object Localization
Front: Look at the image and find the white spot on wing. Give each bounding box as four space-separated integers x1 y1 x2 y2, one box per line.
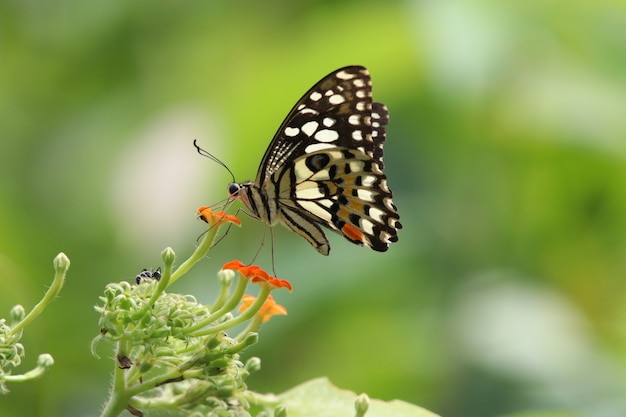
285 127 299 137
295 183 325 199
336 70 355 80
310 92 322 101
352 130 363 141
305 143 335 153
361 219 375 235
318 199 333 208
349 161 365 172
314 129 339 142
311 170 331 181
369 207 385 223
329 94 345 105
361 175 377 187
383 197 395 211
357 189 376 202
348 115 361 125
323 117 336 127
298 201 333 222
301 121 319 137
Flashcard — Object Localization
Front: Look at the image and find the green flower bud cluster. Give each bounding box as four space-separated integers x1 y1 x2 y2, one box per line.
95 268 265 416
96 219 291 417
97 281 212 351
0 318 25 393
0 253 68 394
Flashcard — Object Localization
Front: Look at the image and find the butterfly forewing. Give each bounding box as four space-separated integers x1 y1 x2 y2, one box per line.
257 66 380 183
233 66 401 255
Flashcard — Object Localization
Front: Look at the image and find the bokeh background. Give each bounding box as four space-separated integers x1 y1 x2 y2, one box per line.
1 1 625 416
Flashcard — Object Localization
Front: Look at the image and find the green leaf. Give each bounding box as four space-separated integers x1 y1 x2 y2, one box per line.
276 377 440 417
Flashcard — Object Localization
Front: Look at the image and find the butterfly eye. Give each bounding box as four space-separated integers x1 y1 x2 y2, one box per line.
228 183 241 197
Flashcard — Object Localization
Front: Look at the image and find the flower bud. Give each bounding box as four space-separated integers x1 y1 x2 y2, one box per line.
218 269 235 286
161 247 176 266
53 252 70 274
37 353 55 369
181 380 216 404
354 393 370 417
274 406 288 417
244 357 261 373
9 305 25 324
216 382 235 398
206 333 223 350
241 332 259 347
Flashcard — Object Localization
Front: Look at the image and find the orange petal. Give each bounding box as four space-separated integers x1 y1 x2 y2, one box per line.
222 260 245 271
259 295 288 322
196 206 241 226
238 294 256 312
238 266 254 277
213 211 242 226
196 206 213 222
269 277 293 292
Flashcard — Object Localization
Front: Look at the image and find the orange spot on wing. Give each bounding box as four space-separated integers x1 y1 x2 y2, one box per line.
342 223 364 243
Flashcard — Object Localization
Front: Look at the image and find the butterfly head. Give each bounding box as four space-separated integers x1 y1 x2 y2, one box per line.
227 181 266 223
228 182 242 198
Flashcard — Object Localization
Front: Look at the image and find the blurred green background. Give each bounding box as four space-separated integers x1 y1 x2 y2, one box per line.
1 1 625 416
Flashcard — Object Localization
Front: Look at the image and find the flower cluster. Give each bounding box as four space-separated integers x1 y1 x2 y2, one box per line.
94 210 292 417
0 253 67 394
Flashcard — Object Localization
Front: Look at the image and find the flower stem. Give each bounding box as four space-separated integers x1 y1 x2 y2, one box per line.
168 224 220 286
184 275 249 333
11 253 69 334
99 341 133 417
190 285 272 337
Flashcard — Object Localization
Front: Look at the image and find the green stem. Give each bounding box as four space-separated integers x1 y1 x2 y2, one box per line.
184 276 249 333
168 223 220 286
210 272 235 313
134 252 174 317
99 341 133 417
235 315 264 342
11 253 69 333
3 364 47 382
190 285 271 337
125 348 205 399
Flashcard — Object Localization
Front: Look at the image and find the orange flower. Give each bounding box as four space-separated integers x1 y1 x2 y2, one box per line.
196 206 241 227
221 261 293 292
239 294 287 323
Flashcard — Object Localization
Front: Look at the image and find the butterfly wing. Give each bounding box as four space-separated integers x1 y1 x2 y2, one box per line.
256 66 383 184
254 66 401 254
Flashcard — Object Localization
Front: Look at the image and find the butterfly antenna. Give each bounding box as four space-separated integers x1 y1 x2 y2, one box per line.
193 139 236 183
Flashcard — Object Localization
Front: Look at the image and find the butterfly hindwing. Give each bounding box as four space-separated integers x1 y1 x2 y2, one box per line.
277 145 400 253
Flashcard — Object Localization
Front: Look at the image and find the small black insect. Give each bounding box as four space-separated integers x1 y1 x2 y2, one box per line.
135 267 162 285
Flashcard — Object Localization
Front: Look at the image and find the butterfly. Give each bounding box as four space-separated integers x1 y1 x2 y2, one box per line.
227 66 402 255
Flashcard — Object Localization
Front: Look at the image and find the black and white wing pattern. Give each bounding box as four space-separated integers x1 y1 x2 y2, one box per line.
228 66 402 255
